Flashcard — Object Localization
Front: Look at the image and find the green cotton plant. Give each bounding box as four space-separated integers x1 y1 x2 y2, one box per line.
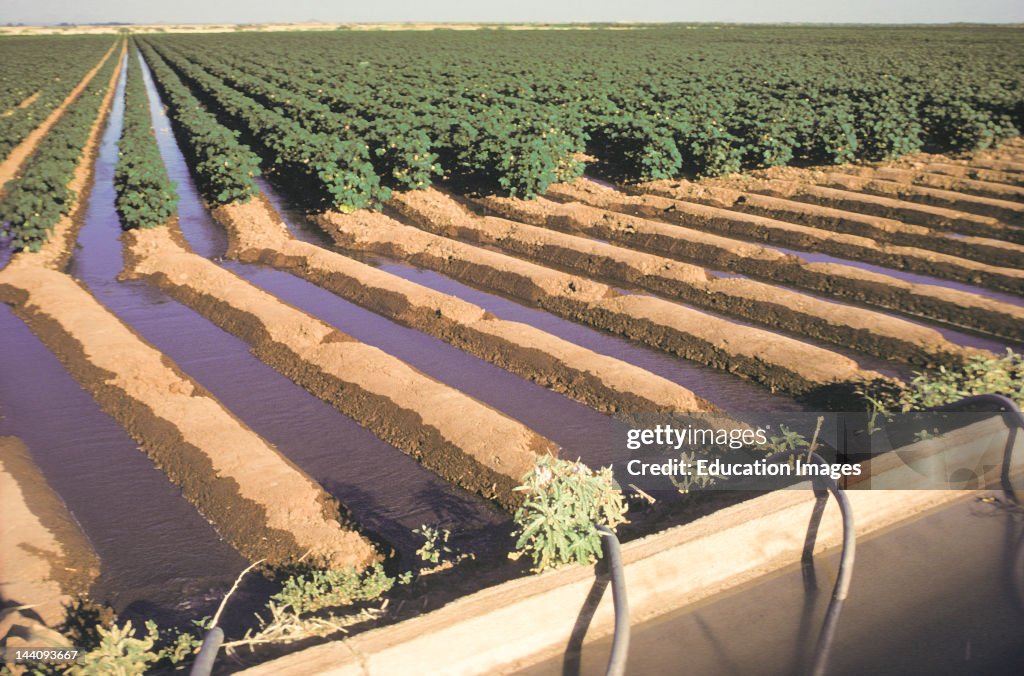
69 621 161 675
138 42 261 206
587 113 683 181
510 456 627 572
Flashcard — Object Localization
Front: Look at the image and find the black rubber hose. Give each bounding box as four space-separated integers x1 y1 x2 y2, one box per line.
808 469 855 676
933 393 1022 503
933 393 1024 427
598 524 630 676
768 450 856 676
189 626 224 676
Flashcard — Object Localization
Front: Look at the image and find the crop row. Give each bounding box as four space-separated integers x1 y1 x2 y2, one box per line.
0 35 115 163
0 43 121 252
114 48 178 230
152 41 584 199
138 28 1022 202
148 43 442 193
135 42 261 206
141 41 388 212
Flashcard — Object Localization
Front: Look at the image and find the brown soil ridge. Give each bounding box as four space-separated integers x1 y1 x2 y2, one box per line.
321 191 886 397
813 172 1024 226
472 193 978 368
641 176 1024 269
0 436 99 627
0 263 378 570
543 180 1024 342
906 162 1024 189
961 141 1024 172
913 139 1024 175
838 165 1024 202
215 199 713 415
0 38 119 191
713 173 1019 242
626 180 1023 292
968 158 1024 174
122 225 555 510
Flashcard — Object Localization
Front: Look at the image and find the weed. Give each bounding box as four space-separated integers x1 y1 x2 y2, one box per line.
509 456 627 572
413 525 453 565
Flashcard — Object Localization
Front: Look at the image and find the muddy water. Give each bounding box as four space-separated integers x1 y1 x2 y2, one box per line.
63 52 514 608
1 60 246 627
764 241 1024 308
258 191 806 414
0 305 247 626
138 53 632 469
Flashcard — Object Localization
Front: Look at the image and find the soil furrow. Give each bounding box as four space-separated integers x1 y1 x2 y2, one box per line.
625 180 1024 289
704 175 1020 243
635 177 1024 268
0 45 377 571
815 173 1024 224
542 180 1024 341
963 158 1024 174
317 192 887 401
0 263 378 569
911 163 1024 188
214 197 713 415
841 166 1024 202
122 225 556 510
0 436 100 627
470 193 978 368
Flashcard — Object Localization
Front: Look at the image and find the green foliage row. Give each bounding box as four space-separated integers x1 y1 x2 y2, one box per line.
135 42 261 206
0 35 115 163
114 48 178 230
142 40 389 212
160 46 442 193
138 26 1022 198
0 44 121 252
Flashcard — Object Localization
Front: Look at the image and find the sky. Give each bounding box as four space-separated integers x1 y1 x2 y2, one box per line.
2 0 1022 25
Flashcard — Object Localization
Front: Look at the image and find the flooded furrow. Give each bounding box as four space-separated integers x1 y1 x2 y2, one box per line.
138 54 630 469
541 182 1024 341
370 261 813 415
473 194 1013 356
247 177 808 415
281 200 808 413
0 56 249 626
0 304 246 626
67 53 508 569
759 241 1024 308
753 242 1023 353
